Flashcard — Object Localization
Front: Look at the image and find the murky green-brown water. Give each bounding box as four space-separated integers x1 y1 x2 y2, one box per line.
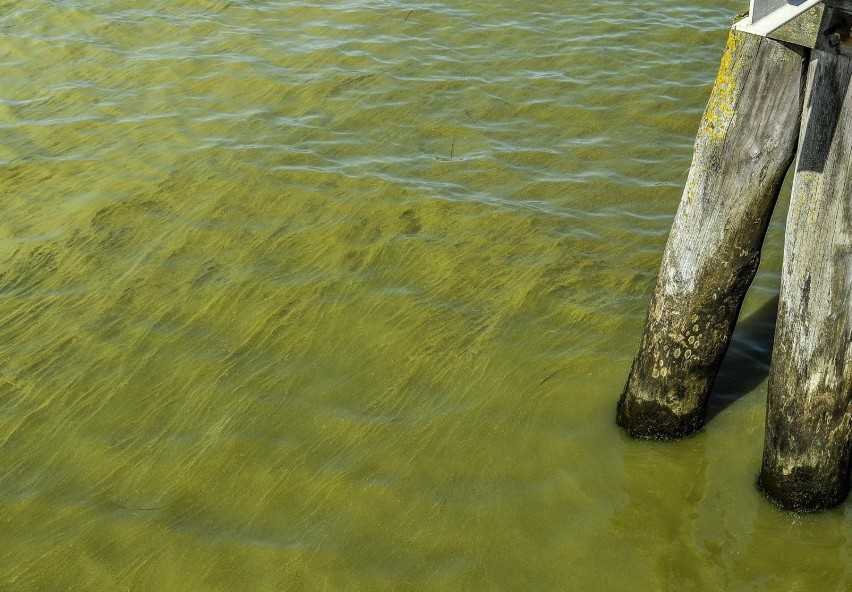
0 1 848 590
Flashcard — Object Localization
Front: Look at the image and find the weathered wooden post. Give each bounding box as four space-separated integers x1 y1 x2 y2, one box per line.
760 48 852 512
619 0 852 511
616 25 807 439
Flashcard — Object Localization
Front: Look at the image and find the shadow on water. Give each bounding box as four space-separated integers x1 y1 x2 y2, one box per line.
706 296 779 421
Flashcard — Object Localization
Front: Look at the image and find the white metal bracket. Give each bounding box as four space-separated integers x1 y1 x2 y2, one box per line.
735 0 823 37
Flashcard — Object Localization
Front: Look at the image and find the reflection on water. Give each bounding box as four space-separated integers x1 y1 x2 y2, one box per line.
0 0 850 590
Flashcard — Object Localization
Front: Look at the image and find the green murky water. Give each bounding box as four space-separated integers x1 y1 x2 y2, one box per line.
0 1 847 590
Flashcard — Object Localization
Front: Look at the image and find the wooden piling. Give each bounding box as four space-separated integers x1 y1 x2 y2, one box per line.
759 49 852 512
617 29 807 439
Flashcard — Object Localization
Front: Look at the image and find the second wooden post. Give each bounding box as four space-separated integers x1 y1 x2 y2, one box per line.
760 49 852 512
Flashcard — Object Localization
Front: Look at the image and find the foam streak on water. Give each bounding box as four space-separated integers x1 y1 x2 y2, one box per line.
0 1 846 590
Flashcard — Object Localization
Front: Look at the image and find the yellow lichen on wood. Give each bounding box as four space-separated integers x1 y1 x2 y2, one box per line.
703 29 748 142
685 175 698 204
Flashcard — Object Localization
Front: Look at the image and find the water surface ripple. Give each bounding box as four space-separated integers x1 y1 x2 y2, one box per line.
0 1 842 590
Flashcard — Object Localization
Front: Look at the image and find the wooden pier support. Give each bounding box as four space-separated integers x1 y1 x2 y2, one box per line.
759 50 852 512
617 29 807 439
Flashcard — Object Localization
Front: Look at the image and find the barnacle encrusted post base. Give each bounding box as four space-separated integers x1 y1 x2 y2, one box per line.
759 50 852 512
617 28 807 439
